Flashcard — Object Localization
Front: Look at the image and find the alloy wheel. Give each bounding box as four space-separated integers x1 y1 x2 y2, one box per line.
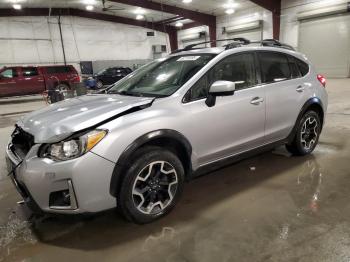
300 116 319 150
132 161 178 215
96 81 103 89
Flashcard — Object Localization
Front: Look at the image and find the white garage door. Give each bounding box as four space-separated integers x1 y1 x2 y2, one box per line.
299 14 350 78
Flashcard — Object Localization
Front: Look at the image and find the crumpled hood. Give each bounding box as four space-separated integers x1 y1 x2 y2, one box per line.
17 94 154 143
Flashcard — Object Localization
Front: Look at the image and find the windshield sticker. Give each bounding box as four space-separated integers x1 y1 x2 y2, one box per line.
177 56 201 61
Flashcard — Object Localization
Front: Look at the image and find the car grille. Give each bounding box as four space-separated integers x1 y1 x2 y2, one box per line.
10 125 35 160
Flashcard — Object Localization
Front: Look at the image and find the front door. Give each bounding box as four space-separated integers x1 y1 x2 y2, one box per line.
0 68 19 97
183 52 266 166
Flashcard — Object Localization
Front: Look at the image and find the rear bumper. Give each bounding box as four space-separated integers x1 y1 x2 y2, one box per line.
5 143 116 214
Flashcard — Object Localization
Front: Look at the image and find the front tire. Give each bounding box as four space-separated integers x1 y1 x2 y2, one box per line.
117 146 185 224
286 110 321 156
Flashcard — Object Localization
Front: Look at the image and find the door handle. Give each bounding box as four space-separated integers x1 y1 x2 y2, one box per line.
250 97 264 105
296 85 305 92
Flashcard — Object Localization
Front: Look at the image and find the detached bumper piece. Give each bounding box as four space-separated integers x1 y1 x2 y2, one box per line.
49 180 78 210
7 162 43 214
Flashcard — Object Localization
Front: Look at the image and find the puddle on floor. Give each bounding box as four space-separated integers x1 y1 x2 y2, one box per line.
0 211 37 261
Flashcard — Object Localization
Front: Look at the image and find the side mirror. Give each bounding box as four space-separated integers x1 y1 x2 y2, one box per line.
206 80 236 107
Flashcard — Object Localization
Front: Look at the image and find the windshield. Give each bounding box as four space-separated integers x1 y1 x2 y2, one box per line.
96 68 107 75
107 54 215 97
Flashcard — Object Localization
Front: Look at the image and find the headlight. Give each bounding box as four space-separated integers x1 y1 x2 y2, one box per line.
43 130 107 161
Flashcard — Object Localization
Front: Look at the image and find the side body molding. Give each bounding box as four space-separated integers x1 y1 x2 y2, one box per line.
109 129 192 197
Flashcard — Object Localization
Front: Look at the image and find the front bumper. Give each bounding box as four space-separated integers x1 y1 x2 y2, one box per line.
5 143 116 214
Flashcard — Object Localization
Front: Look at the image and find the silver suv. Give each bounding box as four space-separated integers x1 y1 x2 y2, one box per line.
5 39 328 224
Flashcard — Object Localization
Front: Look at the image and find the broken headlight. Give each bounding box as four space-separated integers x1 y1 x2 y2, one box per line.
42 130 107 161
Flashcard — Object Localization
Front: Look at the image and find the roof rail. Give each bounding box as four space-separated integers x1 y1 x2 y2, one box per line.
170 38 294 54
170 37 250 54
258 39 295 51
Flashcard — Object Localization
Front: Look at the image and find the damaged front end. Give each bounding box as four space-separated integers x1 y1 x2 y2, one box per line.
5 94 155 214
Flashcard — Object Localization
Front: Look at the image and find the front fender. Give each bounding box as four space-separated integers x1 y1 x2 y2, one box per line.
109 129 192 197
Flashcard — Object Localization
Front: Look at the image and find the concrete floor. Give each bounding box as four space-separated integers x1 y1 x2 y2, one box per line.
0 80 349 262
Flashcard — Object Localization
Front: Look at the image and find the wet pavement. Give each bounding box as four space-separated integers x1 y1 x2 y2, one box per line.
0 79 350 262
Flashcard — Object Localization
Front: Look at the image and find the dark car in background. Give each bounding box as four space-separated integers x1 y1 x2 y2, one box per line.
0 65 80 98
94 67 132 88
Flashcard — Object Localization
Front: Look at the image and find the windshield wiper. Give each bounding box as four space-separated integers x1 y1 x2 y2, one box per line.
108 90 142 97
108 90 168 98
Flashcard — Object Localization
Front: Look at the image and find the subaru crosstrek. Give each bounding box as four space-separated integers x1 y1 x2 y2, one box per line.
5 39 328 224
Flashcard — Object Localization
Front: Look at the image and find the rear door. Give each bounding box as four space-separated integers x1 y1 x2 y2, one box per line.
0 68 20 97
18 67 45 95
183 52 266 165
44 66 77 87
258 51 311 143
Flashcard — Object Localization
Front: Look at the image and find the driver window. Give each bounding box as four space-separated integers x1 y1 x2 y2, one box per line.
1 68 18 79
184 52 256 102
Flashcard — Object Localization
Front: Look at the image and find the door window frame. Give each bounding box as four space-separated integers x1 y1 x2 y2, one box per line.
0 68 18 79
256 50 311 85
182 51 259 103
256 50 296 85
22 67 39 77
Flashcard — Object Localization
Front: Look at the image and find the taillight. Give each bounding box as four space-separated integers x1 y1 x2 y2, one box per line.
317 74 326 87
71 74 81 83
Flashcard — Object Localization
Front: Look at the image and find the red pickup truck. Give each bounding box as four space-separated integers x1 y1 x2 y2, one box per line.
0 65 80 98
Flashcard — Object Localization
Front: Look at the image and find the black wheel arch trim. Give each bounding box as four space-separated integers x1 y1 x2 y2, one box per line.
109 129 192 197
287 97 324 143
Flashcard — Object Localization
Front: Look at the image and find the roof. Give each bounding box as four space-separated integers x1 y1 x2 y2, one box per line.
170 47 226 56
171 38 297 56
170 40 309 64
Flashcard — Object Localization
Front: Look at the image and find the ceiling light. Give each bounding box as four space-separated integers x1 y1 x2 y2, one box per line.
175 22 184 27
225 8 235 15
136 14 145 20
134 8 146 15
84 0 96 4
223 2 238 9
86 5 94 11
13 4 22 10
182 0 192 3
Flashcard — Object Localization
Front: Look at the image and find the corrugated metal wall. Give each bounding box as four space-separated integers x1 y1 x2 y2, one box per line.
0 16 169 73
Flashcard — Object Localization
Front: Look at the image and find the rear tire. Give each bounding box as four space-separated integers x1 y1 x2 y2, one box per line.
56 84 71 99
117 146 185 224
286 110 321 156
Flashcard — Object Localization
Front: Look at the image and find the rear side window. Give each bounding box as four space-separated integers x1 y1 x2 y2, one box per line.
287 55 300 79
46 66 72 74
1 68 18 78
22 67 38 77
258 52 291 83
296 59 309 76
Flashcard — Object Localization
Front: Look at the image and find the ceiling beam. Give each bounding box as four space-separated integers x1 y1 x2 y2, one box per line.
108 0 215 26
249 0 281 40
0 8 176 33
156 16 184 25
249 0 280 13
180 21 203 30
